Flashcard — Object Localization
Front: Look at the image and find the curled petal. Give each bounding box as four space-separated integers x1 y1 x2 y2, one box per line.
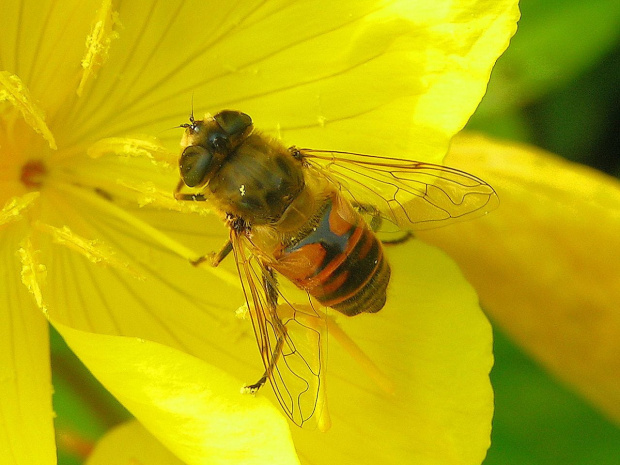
419 133 620 424
55 321 300 465
87 421 184 465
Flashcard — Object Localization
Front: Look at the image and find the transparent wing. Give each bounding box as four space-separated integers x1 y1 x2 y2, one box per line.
299 148 499 232
231 229 329 429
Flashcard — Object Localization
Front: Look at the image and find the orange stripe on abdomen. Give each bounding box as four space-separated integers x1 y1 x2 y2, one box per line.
273 193 390 316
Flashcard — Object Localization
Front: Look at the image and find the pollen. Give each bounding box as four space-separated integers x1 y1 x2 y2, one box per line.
0 71 57 149
0 192 39 226
239 184 246 196
77 0 120 96
236 304 249 320
17 239 49 316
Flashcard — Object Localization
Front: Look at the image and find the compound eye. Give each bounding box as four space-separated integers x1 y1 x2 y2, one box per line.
179 145 212 187
214 110 252 138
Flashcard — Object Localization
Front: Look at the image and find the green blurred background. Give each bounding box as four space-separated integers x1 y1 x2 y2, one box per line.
52 0 620 463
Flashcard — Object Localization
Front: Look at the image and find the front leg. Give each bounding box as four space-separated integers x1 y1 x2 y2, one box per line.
351 201 383 232
352 200 413 245
244 330 285 393
191 240 233 267
175 179 232 266
244 266 286 393
174 178 207 201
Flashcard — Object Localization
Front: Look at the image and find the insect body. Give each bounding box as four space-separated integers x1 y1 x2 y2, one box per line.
175 110 497 428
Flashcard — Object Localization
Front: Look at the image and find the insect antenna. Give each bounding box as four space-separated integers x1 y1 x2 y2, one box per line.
190 91 195 124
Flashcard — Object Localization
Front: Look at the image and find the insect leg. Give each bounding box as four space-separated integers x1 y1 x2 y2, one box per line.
381 231 414 245
352 201 413 244
245 331 286 393
351 201 383 232
245 267 287 393
174 179 228 265
190 240 233 267
174 179 207 201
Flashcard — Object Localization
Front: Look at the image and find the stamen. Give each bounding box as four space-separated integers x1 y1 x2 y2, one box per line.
17 238 49 318
87 137 173 164
0 192 40 226
52 182 241 289
77 0 120 96
0 71 57 149
34 222 144 279
115 179 213 215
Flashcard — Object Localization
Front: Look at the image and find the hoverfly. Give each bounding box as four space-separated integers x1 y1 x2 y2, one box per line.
174 110 497 429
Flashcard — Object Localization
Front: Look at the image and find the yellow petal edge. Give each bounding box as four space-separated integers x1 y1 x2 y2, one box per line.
53 320 301 465
87 420 184 465
419 133 620 424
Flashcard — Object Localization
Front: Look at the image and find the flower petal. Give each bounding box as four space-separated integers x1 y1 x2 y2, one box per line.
33 222 144 280
54 320 300 465
87 420 184 465
62 0 519 162
31 180 268 402
36 185 493 463
418 133 620 424
0 0 101 119
0 225 56 465
39 148 492 463
292 241 494 464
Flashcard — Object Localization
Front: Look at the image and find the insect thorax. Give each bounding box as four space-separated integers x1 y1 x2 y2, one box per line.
207 133 305 225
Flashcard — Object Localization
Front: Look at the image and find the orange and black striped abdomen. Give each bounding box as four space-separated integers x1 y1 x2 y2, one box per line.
273 194 390 316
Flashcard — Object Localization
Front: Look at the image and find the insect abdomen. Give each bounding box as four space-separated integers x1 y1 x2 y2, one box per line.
274 193 390 316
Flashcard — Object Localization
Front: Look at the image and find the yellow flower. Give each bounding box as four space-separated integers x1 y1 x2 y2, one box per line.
0 1 519 464
419 133 620 425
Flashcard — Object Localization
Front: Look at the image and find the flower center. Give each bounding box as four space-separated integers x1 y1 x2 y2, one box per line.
21 160 47 189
